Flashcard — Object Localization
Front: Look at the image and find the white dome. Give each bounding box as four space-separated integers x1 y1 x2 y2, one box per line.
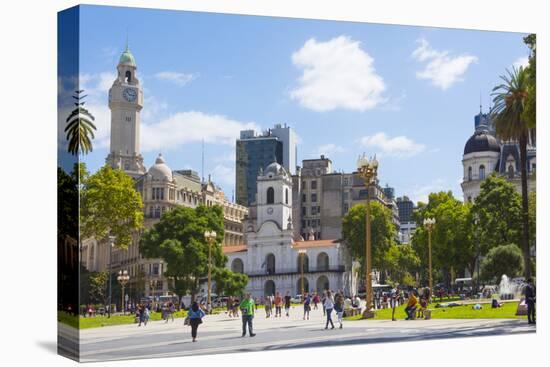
265 161 286 176
148 154 173 181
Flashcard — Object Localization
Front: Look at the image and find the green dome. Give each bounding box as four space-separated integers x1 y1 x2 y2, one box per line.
119 47 136 67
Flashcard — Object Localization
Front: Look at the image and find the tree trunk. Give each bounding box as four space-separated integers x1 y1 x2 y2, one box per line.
519 132 531 279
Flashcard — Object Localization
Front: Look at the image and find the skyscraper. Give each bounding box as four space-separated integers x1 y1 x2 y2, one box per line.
236 124 297 207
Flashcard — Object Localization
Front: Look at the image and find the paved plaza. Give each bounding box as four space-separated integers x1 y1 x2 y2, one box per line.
59 306 535 362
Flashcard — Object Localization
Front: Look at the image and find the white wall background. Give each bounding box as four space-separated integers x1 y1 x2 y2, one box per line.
0 1 547 366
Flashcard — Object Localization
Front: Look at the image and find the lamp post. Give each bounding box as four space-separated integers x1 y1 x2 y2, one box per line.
117 270 130 315
356 153 378 318
423 217 436 303
149 278 157 309
107 234 116 318
298 249 307 297
204 230 217 314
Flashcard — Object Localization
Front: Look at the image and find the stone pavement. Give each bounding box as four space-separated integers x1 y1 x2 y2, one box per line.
59 305 535 362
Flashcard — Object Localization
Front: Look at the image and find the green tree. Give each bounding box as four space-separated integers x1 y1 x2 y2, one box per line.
386 243 421 287
88 271 108 305
412 192 475 287
528 191 536 251
213 267 249 297
81 165 144 249
522 34 536 131
480 244 524 282
140 205 226 299
342 201 397 283
65 90 97 155
471 174 522 254
491 66 532 279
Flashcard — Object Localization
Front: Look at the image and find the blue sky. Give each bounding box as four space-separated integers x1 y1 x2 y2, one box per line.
67 5 529 204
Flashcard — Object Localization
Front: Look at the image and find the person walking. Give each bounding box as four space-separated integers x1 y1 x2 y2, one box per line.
187 301 205 342
324 291 335 329
240 293 256 337
312 293 320 310
284 291 292 317
391 284 400 321
524 278 536 325
334 293 344 329
264 294 273 318
274 292 283 317
303 292 311 320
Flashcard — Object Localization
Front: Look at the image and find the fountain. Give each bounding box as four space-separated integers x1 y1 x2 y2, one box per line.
498 274 526 300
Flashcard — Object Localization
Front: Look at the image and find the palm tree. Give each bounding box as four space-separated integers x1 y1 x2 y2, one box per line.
65 90 96 155
491 66 532 279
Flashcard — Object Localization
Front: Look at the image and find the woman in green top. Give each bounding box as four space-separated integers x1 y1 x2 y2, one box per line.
239 293 256 337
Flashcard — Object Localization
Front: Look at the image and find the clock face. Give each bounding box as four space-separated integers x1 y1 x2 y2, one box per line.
267 207 274 215
123 87 137 102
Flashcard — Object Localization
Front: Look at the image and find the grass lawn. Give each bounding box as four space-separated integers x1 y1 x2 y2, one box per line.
345 301 524 321
59 310 188 329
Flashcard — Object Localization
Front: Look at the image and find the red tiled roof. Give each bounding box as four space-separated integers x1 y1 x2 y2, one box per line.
222 245 247 254
292 239 340 249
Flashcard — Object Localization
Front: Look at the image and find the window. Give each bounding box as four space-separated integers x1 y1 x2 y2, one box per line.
302 207 306 216
479 165 486 180
311 206 317 215
343 203 349 213
285 188 289 205
302 181 307 189
311 180 317 190
302 193 306 203
154 206 161 218
311 193 317 202
343 177 349 186
125 70 132 83
152 263 159 275
267 187 274 204
468 166 472 181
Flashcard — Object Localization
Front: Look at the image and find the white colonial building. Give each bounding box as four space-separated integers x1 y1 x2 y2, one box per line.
461 107 536 203
223 162 352 299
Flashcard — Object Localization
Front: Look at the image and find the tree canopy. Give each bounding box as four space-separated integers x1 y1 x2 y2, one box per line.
213 267 249 297
480 244 523 282
80 165 144 249
342 201 397 283
140 205 230 298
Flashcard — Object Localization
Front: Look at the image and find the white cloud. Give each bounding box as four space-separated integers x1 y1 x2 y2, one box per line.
210 164 235 189
409 178 446 204
154 71 197 86
513 56 529 69
290 35 386 112
359 132 425 157
141 111 260 152
412 38 477 90
312 143 345 158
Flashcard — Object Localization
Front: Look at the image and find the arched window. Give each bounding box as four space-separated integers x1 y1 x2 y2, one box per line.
468 166 472 181
285 188 289 204
231 258 244 273
479 165 486 180
266 253 276 275
296 277 310 295
317 252 329 271
267 187 274 204
264 280 276 296
316 275 330 293
125 70 132 83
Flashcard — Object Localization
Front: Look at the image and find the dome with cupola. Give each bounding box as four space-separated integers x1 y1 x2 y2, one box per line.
464 131 500 155
148 154 172 181
119 46 136 67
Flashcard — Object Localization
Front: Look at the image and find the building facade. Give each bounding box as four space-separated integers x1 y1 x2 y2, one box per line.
81 47 248 302
224 162 350 298
461 107 536 202
235 124 297 207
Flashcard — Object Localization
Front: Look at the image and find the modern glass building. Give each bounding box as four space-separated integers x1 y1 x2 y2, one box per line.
236 131 284 206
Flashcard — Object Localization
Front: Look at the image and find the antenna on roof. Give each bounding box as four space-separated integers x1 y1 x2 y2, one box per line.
201 139 205 183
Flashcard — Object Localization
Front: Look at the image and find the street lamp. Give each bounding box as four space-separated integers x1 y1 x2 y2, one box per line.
298 249 307 297
149 278 157 309
204 230 217 314
423 217 436 303
117 270 130 315
107 234 116 318
356 153 378 318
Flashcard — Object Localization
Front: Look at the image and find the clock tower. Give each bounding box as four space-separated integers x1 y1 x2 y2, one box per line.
256 161 293 231
105 45 146 178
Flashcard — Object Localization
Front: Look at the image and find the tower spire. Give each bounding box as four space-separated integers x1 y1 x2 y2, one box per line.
125 29 129 51
479 91 482 113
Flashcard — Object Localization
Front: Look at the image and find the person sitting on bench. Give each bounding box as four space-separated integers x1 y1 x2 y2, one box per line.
405 291 418 320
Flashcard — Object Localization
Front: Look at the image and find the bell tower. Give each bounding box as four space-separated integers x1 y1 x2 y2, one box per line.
105 44 146 178
256 162 293 231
